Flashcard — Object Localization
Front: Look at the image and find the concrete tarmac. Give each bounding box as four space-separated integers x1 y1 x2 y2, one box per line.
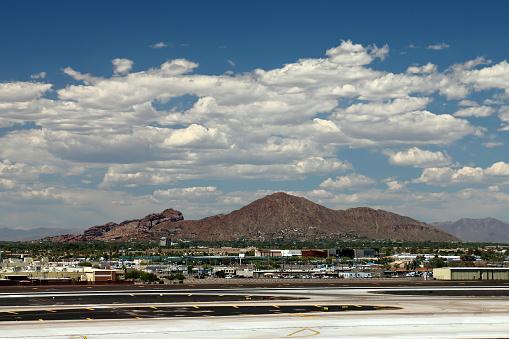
0 281 508 338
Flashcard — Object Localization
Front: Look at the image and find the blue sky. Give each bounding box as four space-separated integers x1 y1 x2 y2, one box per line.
2 1 509 230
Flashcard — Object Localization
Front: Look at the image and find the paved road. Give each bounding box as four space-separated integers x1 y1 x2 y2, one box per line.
0 283 508 338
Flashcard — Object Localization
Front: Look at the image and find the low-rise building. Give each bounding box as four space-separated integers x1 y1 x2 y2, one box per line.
433 267 509 280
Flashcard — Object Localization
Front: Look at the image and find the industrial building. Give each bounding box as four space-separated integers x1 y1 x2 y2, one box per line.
433 267 509 280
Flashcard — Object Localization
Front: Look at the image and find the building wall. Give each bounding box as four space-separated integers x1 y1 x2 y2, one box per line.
433 268 509 280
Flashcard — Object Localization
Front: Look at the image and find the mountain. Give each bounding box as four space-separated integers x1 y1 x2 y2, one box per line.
432 218 509 243
47 209 184 242
0 227 82 242
45 192 458 243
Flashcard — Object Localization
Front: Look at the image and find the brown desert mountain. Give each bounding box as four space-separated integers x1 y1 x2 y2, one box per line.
47 192 458 242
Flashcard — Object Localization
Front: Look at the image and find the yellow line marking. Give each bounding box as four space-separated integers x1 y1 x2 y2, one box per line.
86 287 92 288
193 306 200 309
150 306 158 309
342 306 348 308
45 310 57 312
135 317 142 319
129 294 134 297
314 305 321 308
232 306 239 308
291 315 319 318
86 318 93 320
273 305 280 308
86 308 95 311
219 294 224 297
38 319 43 321
188 294 193 296
287 328 320 336
7 311 19 314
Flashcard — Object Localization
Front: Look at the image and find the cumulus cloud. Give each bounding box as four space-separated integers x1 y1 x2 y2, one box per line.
0 82 52 102
2 40 509 226
453 106 495 117
320 173 376 190
427 43 450 50
112 58 134 75
150 42 171 48
384 147 452 168
413 162 509 186
30 72 46 79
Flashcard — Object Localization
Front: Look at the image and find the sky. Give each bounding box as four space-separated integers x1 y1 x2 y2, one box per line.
1 1 509 231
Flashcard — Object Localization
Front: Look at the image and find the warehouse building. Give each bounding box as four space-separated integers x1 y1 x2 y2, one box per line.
433 267 509 280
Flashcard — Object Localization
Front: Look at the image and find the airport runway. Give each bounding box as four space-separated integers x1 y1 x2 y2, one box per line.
0 283 508 338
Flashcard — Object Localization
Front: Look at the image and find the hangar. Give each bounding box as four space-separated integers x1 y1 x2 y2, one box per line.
433 267 509 280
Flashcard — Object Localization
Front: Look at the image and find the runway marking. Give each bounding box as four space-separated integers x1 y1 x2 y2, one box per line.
287 328 320 336
450 301 485 311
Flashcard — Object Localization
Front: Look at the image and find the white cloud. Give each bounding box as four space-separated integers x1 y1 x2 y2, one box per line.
150 42 171 48
406 63 437 74
414 162 509 186
112 58 134 75
0 82 52 102
482 141 503 148
453 106 495 117
384 147 452 168
427 43 450 50
320 173 376 190
458 99 479 107
30 72 46 79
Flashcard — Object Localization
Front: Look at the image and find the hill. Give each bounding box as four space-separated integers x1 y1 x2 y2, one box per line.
432 218 509 243
0 227 82 242
46 192 458 243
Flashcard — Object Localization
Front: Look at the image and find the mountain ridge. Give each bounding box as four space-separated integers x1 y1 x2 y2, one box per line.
432 217 509 243
46 192 458 243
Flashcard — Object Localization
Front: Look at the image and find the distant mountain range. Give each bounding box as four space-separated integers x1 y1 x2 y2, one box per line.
46 192 458 243
0 227 82 242
432 218 509 243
